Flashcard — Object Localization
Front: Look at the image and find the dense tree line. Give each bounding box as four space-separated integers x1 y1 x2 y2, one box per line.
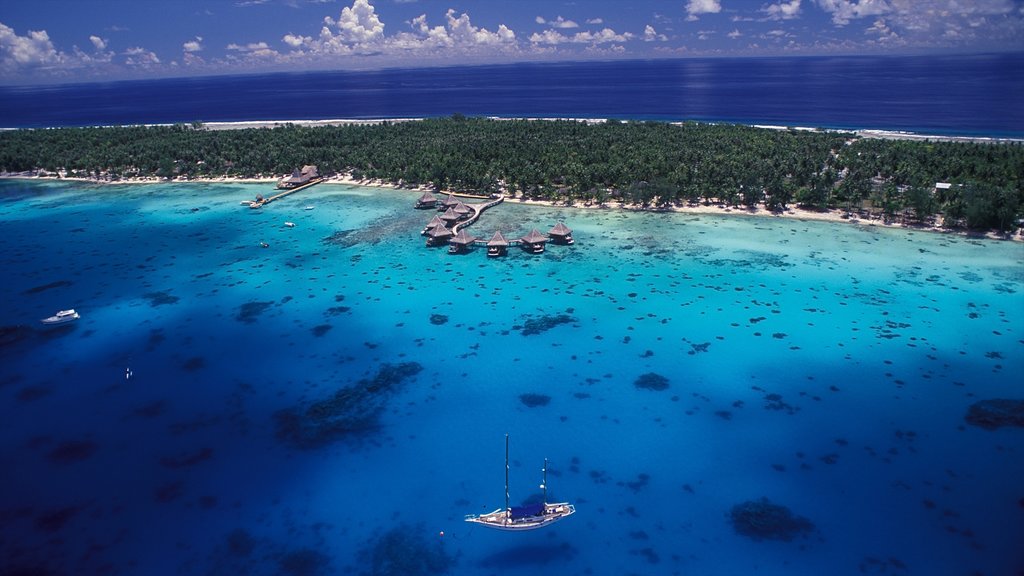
1 116 1021 232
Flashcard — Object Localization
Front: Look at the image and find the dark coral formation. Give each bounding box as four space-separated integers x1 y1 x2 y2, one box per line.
0 324 35 348
520 393 551 407
143 291 180 306
729 498 815 541
429 314 449 325
357 524 453 576
519 313 576 336
634 372 669 391
964 399 1024 429
311 324 333 337
48 440 97 463
275 362 423 448
236 300 274 323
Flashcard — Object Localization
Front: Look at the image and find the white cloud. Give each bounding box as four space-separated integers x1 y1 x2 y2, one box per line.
728 28 743 38
644 25 668 42
89 35 107 51
0 22 60 69
282 33 311 48
227 41 271 52
183 37 203 53
814 0 890 26
586 18 604 25
326 0 385 43
686 0 722 21
538 16 579 29
529 27 634 45
444 9 515 46
763 0 802 20
124 46 160 67
865 17 899 43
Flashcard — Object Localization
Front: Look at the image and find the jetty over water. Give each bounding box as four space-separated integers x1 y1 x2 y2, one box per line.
245 165 323 208
416 192 573 257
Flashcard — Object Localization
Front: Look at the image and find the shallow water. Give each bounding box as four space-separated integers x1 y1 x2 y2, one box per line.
1 179 1022 575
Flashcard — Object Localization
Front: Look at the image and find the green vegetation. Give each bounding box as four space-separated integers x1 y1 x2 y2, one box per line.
1 117 1022 232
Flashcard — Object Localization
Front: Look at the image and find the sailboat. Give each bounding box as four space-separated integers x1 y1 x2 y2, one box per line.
464 434 575 531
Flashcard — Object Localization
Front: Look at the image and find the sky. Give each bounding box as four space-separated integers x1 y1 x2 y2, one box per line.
1 0 1022 84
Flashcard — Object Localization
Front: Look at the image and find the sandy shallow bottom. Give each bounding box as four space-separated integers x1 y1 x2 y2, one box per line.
1 179 1022 576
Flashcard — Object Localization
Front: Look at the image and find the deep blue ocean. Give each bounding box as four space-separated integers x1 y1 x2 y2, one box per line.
1 179 1023 575
1 53 1022 136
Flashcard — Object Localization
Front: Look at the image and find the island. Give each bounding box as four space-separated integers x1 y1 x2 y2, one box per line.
1 116 1021 237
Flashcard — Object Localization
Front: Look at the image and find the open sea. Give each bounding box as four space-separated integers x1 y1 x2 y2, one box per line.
0 53 1022 136
1 178 1022 575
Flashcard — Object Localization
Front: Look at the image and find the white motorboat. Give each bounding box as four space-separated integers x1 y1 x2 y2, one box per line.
41 309 80 325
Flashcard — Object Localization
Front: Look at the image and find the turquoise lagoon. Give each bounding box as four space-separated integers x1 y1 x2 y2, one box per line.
1 179 1022 575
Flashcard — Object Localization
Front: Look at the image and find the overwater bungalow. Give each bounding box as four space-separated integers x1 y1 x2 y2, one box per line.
438 194 460 211
277 165 319 190
448 229 478 254
425 225 454 247
415 191 439 209
453 202 474 219
440 207 461 226
486 231 510 257
519 229 548 254
548 222 574 245
421 215 445 236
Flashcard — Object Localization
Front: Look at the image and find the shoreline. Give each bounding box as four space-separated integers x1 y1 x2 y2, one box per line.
4 116 1022 145
4 172 1020 243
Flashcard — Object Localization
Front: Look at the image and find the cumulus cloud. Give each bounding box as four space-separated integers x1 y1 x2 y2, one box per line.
124 46 160 67
444 9 515 45
537 16 579 29
865 17 899 43
282 33 311 48
331 0 385 43
529 27 634 45
686 0 722 21
814 0 890 26
764 0 802 20
183 37 203 53
89 35 107 51
0 22 60 69
728 28 743 38
644 25 668 42
586 18 604 25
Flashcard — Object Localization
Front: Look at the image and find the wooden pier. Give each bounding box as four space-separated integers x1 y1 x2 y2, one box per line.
451 195 504 233
247 177 323 209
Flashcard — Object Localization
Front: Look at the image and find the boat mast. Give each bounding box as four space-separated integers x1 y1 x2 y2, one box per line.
504 434 510 525
541 458 548 503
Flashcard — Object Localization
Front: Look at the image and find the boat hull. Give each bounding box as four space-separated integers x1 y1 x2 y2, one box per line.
465 503 575 531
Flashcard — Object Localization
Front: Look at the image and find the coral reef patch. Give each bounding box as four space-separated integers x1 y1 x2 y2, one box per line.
634 372 670 391
964 399 1024 430
518 313 576 336
520 393 551 407
729 498 815 541
236 301 274 324
356 523 454 576
275 362 423 448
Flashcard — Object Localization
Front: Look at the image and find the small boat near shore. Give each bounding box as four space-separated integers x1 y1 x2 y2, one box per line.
41 309 80 325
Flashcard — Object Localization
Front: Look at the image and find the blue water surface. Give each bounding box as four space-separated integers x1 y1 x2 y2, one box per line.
1 53 1022 136
1 179 1022 575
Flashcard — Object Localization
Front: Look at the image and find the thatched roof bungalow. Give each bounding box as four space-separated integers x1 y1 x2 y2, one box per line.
519 229 548 254
486 231 509 257
448 229 479 254
548 222 574 245
425 225 454 247
415 191 439 209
